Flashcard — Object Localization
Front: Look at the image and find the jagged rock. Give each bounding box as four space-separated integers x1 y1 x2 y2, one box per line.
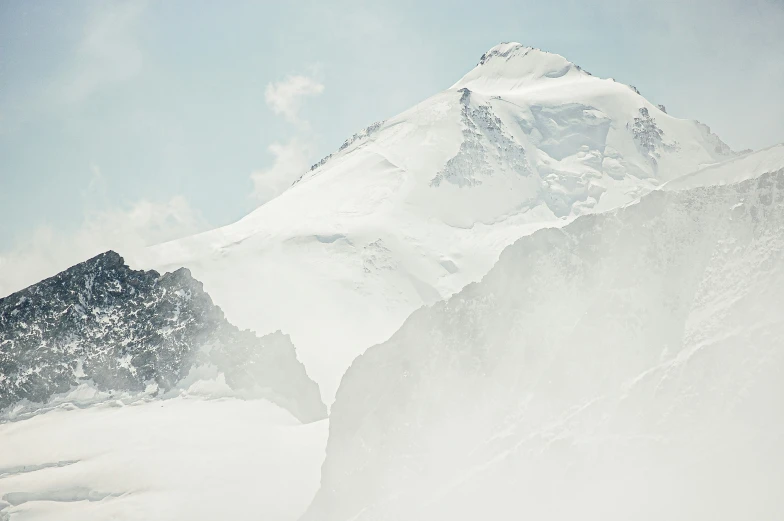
339 121 384 152
298 120 386 183
629 107 665 162
431 88 529 188
0 251 326 422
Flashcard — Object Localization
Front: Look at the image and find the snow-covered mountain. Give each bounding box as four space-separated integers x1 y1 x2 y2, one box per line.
0 251 326 423
134 43 737 403
303 146 784 521
1 41 780 521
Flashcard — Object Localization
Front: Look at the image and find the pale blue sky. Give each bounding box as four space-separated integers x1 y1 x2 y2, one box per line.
1 0 783 261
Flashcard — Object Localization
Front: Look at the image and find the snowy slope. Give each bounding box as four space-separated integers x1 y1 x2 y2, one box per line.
304 148 784 521
134 43 736 403
663 143 784 191
0 396 327 521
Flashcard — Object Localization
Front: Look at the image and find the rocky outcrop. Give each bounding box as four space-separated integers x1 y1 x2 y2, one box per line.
0 251 326 423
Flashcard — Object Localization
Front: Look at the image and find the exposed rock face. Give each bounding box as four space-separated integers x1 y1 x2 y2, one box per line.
431 88 530 188
630 107 666 159
0 251 326 423
299 120 386 182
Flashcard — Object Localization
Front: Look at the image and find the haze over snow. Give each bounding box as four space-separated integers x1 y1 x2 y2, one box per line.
135 43 739 403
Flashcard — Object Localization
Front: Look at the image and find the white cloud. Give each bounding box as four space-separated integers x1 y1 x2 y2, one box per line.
264 75 325 125
251 72 325 204
60 1 147 103
0 195 207 298
250 139 313 204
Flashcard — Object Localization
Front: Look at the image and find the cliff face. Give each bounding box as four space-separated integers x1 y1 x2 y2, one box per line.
305 167 784 520
0 251 326 423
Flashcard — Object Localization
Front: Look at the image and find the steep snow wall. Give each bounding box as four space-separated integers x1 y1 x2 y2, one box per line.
305 156 784 520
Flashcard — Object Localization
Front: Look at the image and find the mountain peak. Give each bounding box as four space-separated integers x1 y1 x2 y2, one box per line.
453 42 588 92
139 40 741 405
477 42 532 65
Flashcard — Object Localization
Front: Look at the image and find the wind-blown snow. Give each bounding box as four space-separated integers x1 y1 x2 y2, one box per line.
133 42 736 403
0 396 327 521
304 148 784 521
664 143 784 191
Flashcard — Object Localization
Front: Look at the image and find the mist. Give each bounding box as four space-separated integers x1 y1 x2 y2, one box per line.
1 2 783 520
305 169 784 520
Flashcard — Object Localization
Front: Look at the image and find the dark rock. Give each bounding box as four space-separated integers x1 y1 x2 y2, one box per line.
0 251 326 423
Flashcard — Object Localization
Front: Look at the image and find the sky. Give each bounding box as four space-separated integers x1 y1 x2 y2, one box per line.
1 0 783 295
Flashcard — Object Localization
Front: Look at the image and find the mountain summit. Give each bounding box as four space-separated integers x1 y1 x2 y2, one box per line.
453 42 589 91
134 43 738 403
